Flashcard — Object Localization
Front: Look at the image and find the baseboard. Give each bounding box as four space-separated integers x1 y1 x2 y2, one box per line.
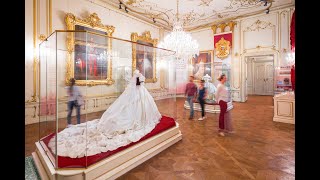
273 117 295 124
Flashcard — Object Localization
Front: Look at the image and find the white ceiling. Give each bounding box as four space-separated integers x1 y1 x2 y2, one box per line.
103 0 294 30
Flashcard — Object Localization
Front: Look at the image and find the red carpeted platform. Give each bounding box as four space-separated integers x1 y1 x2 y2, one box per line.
41 116 176 168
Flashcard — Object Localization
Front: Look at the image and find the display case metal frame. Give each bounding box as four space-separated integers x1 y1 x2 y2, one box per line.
34 29 181 180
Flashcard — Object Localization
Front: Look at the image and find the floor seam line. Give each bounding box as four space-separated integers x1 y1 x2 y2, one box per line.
214 139 255 180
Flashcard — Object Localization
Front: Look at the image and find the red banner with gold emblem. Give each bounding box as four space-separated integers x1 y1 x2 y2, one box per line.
214 33 232 59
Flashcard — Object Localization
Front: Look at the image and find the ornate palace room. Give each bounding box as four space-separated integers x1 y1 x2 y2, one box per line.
25 0 295 179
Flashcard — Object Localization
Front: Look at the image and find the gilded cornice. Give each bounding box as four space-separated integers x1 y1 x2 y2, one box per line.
211 21 237 34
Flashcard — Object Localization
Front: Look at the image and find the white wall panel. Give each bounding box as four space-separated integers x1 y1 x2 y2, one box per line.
243 29 274 50
190 28 213 51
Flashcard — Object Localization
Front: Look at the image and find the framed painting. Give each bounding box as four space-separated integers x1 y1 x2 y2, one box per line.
65 13 115 86
190 50 214 81
131 31 158 83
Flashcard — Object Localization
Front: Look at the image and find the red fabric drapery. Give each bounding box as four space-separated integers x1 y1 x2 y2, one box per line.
214 33 232 47
290 10 295 51
291 66 295 92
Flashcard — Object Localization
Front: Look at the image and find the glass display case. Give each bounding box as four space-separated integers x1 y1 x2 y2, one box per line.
274 66 293 94
221 64 232 102
37 30 178 170
209 63 232 103
184 62 233 113
273 65 295 124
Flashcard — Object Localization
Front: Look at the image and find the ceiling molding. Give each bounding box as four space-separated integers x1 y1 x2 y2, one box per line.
188 3 294 32
93 0 172 30
96 0 294 32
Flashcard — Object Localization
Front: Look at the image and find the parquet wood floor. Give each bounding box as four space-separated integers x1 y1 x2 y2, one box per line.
25 95 295 179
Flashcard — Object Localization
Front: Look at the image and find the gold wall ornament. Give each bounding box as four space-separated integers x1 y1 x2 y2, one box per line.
126 0 144 5
219 24 227 32
39 34 46 41
30 0 37 103
211 21 236 34
228 21 237 31
211 25 217 34
242 19 276 53
243 45 277 53
131 31 158 83
245 19 275 32
215 37 231 59
65 12 115 86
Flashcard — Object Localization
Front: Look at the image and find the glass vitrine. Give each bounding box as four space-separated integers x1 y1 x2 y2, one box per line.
38 30 176 168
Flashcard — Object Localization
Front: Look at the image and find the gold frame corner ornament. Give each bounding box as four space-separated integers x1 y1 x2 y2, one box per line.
215 37 231 60
39 34 47 41
65 12 115 86
131 31 158 83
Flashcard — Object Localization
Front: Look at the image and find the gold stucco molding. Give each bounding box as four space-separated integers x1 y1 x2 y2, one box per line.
211 21 237 34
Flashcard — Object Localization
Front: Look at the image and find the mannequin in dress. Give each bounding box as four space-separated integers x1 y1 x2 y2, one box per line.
194 60 205 79
202 74 217 100
48 70 162 158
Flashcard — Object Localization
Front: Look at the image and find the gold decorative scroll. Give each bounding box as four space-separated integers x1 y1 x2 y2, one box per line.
131 31 158 83
65 13 115 86
215 37 231 59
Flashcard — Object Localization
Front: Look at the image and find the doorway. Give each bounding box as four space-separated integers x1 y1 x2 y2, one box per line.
246 55 274 96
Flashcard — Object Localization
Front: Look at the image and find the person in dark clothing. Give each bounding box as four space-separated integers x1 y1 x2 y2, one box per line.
197 80 207 121
185 76 198 120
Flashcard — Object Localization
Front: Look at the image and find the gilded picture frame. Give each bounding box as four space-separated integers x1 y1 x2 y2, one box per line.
65 13 115 86
131 31 158 83
190 50 214 82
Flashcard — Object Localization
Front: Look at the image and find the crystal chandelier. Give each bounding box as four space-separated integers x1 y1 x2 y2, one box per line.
158 0 199 60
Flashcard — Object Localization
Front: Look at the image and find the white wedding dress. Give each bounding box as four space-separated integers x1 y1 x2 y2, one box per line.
48 70 162 158
202 74 217 94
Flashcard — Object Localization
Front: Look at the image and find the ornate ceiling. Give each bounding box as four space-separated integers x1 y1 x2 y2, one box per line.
102 0 294 31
